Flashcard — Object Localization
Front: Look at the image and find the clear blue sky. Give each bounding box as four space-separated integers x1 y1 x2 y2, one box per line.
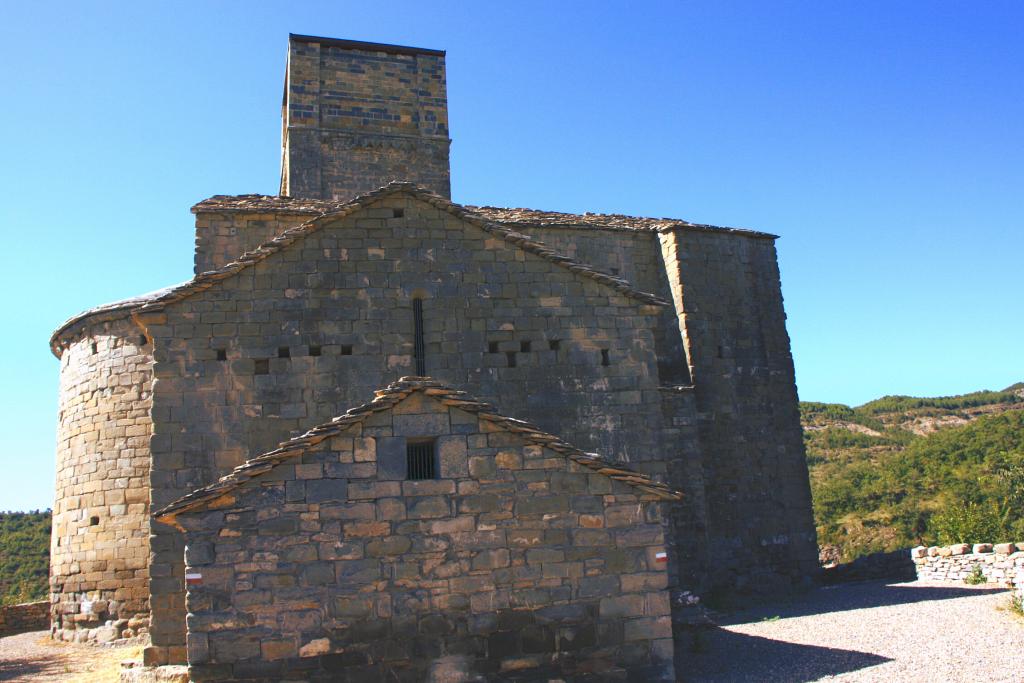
1 1 1021 510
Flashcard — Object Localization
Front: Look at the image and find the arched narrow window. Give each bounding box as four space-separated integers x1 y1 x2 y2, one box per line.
413 298 426 375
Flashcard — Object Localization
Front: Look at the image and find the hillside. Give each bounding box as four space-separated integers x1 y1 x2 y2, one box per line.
0 510 50 606
804 385 1024 561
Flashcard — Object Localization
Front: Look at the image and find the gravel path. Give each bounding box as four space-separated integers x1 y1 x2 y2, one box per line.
0 631 140 682
686 580 1022 682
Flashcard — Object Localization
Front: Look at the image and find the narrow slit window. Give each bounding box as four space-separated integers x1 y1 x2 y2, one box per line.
254 359 270 375
215 349 227 361
488 341 499 354
308 345 321 357
91 342 98 355
406 440 436 480
601 349 610 366
413 298 426 376
506 351 517 368
340 345 353 356
278 346 290 359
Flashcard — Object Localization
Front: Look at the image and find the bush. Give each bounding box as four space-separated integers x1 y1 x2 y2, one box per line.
930 501 1005 545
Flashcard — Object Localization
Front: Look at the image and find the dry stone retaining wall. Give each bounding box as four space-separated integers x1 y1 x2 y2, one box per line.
0 600 49 636
912 543 1024 586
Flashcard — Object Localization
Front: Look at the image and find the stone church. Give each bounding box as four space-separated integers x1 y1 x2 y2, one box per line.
49 34 818 680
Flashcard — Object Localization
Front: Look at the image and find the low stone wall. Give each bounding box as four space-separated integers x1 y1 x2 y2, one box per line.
821 548 916 584
0 600 49 636
912 542 1024 586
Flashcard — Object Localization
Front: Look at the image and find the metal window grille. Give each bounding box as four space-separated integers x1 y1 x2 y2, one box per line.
406 440 436 480
413 298 426 375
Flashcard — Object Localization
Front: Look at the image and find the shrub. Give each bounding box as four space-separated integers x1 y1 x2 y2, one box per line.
930 501 1004 545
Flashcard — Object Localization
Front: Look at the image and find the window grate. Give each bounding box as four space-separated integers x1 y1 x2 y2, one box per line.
406 440 436 480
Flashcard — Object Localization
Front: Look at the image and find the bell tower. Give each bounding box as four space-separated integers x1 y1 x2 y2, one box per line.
280 34 451 201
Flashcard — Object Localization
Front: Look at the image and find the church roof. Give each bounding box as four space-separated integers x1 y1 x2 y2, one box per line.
51 183 673 356
135 183 671 314
153 376 683 523
193 194 778 239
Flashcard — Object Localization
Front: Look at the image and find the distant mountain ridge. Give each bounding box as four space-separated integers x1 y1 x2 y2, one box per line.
803 383 1024 562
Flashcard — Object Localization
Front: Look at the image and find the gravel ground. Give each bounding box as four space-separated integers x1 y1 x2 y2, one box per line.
685 580 1022 682
0 631 140 682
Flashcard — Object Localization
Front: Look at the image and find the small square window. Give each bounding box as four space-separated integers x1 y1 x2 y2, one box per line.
393 208 405 218
309 345 322 357
89 516 99 526
254 359 270 375
406 440 436 480
278 346 290 359
549 339 561 351
488 341 499 354
520 340 531 353
215 349 227 361
340 345 353 356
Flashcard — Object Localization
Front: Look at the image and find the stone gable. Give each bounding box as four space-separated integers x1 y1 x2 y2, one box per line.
163 382 676 681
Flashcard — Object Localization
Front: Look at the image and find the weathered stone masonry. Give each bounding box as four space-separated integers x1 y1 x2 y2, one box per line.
50 315 152 642
155 379 679 682
48 33 819 673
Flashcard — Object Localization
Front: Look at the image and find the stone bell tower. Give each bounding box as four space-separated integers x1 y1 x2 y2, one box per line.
280 34 451 201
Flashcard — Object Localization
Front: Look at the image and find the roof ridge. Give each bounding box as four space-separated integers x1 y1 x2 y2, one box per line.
137 183 669 315
154 376 682 521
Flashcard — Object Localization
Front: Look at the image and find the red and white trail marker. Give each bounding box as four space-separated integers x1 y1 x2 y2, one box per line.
655 551 668 564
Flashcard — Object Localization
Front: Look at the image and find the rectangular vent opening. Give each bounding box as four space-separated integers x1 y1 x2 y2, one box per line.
254 359 270 375
89 516 99 526
278 347 290 359
406 440 436 480
340 345 353 356
215 349 227 361
309 345 321 357
393 208 405 218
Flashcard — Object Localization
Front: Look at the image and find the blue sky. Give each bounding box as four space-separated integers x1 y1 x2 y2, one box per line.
1 1 1021 510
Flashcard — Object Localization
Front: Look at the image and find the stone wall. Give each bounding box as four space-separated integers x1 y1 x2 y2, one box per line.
515 226 690 385
51 317 152 642
659 228 819 593
0 601 49 636
193 210 309 276
167 385 676 682
912 543 1024 586
282 35 450 202
140 191 681 664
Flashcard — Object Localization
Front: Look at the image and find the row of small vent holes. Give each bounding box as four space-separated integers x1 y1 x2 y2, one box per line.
214 345 355 375
487 340 611 368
